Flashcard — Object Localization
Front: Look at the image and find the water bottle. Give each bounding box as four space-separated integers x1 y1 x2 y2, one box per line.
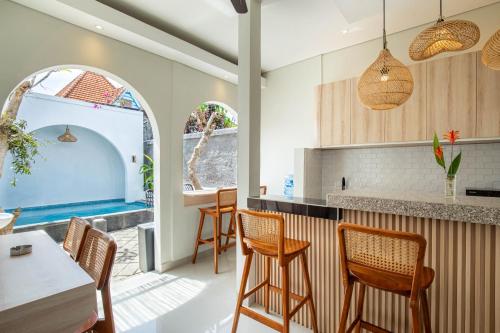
284 174 294 198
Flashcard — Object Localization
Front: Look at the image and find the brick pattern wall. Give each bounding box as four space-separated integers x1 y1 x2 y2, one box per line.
322 143 500 197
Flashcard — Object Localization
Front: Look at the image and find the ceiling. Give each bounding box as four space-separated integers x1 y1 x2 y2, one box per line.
96 0 499 71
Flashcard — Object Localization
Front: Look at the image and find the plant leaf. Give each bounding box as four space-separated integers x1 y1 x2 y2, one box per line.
433 133 445 170
448 151 462 177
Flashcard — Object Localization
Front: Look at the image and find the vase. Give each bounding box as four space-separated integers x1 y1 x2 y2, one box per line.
444 176 457 199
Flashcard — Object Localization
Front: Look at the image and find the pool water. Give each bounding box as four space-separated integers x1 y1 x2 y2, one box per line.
8 199 148 227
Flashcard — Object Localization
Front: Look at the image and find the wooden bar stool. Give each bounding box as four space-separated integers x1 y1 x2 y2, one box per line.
337 223 434 333
192 188 237 274
232 209 319 333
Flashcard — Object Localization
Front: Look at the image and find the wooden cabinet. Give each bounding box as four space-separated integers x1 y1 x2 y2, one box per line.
385 63 427 142
350 78 385 144
426 52 477 139
319 80 350 146
477 52 500 138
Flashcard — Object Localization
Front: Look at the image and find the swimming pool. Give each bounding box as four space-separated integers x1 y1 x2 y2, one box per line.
8 199 148 227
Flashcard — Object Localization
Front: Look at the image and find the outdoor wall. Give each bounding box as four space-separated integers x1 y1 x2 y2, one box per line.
183 128 237 188
1 92 144 205
261 2 500 197
0 125 125 209
0 1 237 271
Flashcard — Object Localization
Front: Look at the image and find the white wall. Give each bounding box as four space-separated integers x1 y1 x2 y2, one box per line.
2 92 144 205
261 56 322 196
0 125 125 208
261 2 500 198
0 1 237 271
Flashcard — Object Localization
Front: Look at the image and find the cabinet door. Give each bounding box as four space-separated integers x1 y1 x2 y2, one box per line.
426 52 476 139
477 52 500 138
319 80 351 146
351 78 385 144
385 62 427 142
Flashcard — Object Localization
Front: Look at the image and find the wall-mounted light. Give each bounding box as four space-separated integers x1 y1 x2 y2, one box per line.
132 155 137 163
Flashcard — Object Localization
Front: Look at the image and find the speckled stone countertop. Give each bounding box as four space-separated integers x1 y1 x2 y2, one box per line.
326 190 500 225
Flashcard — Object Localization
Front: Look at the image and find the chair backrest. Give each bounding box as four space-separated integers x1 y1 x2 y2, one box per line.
260 185 267 195
216 188 237 210
183 183 194 191
63 217 91 260
237 209 286 265
0 208 21 235
78 228 117 290
337 223 427 295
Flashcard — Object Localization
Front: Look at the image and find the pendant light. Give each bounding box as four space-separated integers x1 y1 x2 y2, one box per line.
57 125 77 143
357 0 414 111
409 0 480 61
482 29 500 70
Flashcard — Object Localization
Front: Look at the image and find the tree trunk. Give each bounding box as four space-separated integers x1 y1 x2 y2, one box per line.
187 112 217 190
0 81 32 178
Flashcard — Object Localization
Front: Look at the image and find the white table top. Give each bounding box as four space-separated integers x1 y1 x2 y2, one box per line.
0 230 95 312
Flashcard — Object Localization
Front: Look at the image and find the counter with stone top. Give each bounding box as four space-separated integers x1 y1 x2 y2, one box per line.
326 190 500 225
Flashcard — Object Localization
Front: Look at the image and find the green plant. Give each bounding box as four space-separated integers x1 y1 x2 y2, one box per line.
433 130 462 178
4 120 40 186
139 154 154 190
184 103 237 134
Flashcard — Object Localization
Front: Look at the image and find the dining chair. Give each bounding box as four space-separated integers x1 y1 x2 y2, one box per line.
63 217 91 261
337 223 434 333
232 209 319 333
192 188 237 274
0 208 21 235
77 228 117 333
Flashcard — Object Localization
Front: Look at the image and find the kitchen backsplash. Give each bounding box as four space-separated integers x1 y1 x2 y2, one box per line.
321 142 500 197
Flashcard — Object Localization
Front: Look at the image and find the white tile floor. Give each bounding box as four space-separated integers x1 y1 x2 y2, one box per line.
107 249 312 333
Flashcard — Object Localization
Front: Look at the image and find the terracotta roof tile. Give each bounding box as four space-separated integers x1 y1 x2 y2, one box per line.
56 71 124 105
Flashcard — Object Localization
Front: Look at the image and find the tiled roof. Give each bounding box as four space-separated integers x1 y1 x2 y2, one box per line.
56 71 125 105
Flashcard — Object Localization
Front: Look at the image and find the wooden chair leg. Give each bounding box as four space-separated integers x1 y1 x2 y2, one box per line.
94 283 115 333
282 264 290 333
192 210 205 264
264 256 271 314
212 215 219 274
300 253 319 333
354 283 366 333
338 281 354 333
410 300 421 333
218 213 223 255
420 290 432 333
224 211 235 251
231 252 254 333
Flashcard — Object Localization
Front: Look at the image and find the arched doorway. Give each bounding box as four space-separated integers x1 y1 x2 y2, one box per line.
1 65 161 274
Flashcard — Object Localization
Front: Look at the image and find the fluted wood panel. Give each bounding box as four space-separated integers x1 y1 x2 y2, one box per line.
253 210 500 332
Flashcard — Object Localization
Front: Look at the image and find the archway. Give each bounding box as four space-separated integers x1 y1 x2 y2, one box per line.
1 65 162 271
183 101 238 191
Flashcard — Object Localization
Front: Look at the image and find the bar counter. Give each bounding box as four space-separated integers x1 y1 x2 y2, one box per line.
247 193 500 333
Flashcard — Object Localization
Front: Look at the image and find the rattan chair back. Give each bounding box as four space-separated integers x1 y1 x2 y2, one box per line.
79 228 117 290
63 217 91 261
0 208 21 235
216 188 237 209
337 223 426 295
237 209 286 265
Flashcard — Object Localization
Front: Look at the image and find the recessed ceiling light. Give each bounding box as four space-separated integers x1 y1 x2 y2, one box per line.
95 25 103 30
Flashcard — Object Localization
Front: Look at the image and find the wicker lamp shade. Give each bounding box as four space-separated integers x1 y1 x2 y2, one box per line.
409 19 480 61
482 29 500 70
57 125 77 143
358 49 414 110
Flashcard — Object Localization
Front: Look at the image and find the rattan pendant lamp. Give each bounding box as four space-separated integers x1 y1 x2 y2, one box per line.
482 29 500 70
357 0 414 111
409 0 480 61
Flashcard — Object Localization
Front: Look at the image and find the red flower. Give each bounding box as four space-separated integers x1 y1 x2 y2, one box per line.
444 130 460 144
434 146 443 160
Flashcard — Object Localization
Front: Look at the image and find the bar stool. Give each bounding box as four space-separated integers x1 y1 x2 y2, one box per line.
232 209 319 333
337 223 434 333
192 188 237 274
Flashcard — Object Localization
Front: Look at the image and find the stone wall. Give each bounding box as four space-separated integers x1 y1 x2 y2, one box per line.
183 128 237 188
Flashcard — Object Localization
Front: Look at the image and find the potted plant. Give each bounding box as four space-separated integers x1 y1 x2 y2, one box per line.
433 130 461 199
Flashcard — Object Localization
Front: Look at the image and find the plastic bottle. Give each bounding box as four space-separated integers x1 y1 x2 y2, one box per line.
284 174 294 198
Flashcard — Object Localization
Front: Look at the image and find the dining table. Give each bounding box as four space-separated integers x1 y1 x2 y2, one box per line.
0 230 97 333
